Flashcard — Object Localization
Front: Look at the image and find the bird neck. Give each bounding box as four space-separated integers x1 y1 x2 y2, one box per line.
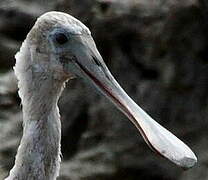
6 41 65 180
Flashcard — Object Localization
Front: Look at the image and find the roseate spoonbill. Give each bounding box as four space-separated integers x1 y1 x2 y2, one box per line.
5 11 197 180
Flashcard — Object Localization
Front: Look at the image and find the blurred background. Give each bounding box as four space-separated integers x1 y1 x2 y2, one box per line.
0 0 208 179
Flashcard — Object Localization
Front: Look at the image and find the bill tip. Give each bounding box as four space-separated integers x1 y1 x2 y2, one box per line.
179 155 197 170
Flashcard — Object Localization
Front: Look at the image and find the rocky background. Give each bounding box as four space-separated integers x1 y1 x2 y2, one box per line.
0 0 208 179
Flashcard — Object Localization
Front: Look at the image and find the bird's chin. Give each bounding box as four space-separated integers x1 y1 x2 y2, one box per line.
52 68 75 82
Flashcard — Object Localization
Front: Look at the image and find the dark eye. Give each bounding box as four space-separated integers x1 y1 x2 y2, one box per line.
54 32 68 45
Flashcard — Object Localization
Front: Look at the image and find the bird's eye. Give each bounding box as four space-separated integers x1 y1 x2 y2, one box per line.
54 32 68 45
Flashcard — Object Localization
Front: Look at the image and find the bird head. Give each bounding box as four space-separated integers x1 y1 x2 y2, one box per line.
24 11 105 82
15 11 197 169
